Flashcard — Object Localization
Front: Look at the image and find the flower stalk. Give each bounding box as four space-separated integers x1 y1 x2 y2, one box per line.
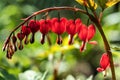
89 12 116 80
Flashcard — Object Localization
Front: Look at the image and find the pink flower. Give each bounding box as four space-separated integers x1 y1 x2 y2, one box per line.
97 53 110 72
51 17 68 44
21 25 31 44
66 18 82 44
39 19 51 44
21 25 31 36
78 24 96 52
17 32 25 50
28 20 40 43
17 32 25 41
29 20 40 33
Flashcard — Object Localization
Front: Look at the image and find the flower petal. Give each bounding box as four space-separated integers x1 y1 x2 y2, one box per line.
78 24 88 41
100 53 110 70
39 19 51 35
75 18 82 33
87 24 96 41
97 67 104 72
66 19 78 36
88 41 97 45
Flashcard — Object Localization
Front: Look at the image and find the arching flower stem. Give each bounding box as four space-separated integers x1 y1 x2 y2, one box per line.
89 12 116 80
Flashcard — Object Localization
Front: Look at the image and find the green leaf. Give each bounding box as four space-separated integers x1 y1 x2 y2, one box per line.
0 68 17 80
0 76 5 80
98 0 108 10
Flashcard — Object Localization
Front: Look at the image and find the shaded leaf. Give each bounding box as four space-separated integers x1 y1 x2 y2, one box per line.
0 76 5 80
0 68 17 80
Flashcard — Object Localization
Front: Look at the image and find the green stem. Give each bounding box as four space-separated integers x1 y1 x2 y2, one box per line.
96 22 116 80
89 14 116 80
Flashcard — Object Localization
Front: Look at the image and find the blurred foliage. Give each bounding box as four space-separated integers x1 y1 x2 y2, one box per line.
0 0 120 80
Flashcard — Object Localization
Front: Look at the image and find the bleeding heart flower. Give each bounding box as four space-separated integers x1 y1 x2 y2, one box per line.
39 19 51 44
28 20 40 43
17 32 25 41
66 18 82 44
97 53 110 73
75 18 82 33
51 17 67 44
21 25 31 44
17 32 25 50
29 20 40 33
22 25 31 36
87 24 96 41
78 24 96 52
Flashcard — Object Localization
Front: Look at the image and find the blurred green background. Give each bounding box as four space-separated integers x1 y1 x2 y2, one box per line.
0 0 120 80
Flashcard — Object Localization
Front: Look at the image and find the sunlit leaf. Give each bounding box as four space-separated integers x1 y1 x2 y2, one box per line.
98 0 120 10
112 51 120 57
106 0 120 7
112 47 120 51
76 0 84 5
88 0 98 10
76 0 98 10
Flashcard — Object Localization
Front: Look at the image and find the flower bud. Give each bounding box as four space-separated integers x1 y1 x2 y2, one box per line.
6 50 12 59
12 35 17 51
6 42 14 59
17 32 25 41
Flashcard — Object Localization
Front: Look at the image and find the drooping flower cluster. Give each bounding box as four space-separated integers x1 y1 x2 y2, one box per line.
3 17 96 59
